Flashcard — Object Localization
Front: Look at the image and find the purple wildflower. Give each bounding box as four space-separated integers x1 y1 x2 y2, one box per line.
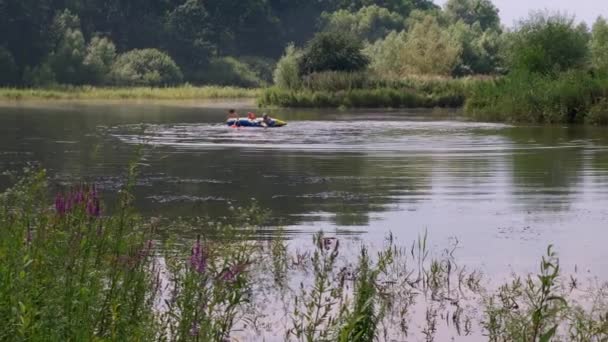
190 236 207 273
55 194 66 215
86 197 101 217
220 262 248 283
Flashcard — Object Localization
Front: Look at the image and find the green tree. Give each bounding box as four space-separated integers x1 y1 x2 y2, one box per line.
45 10 87 84
591 16 608 74
401 15 462 75
321 5 405 42
83 36 117 84
450 21 503 75
444 0 500 31
165 0 215 77
0 46 18 86
507 12 589 74
298 31 369 75
364 30 408 78
273 43 302 89
110 49 183 86
198 57 264 87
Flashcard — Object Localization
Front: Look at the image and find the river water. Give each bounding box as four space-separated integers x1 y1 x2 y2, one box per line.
1 101 607 278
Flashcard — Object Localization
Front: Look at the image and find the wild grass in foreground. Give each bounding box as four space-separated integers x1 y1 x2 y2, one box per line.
1 169 607 341
0 85 260 101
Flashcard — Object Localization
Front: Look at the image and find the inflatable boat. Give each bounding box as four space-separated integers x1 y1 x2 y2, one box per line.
226 118 287 128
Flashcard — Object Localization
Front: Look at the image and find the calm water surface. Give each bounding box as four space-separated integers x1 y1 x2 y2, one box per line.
1 101 607 277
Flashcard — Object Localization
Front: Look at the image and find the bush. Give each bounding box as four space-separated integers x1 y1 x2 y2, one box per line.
507 12 590 74
83 36 117 84
401 15 462 76
238 56 276 84
110 49 183 86
23 64 56 87
273 44 302 89
465 70 608 124
0 47 18 86
364 31 408 78
197 57 263 87
298 31 369 75
587 99 608 125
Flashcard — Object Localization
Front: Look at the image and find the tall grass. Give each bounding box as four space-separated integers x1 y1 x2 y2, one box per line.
1 170 607 340
0 85 260 100
465 70 608 124
259 71 487 108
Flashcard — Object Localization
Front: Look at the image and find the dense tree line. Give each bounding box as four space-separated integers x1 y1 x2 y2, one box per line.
0 0 436 86
1 0 607 89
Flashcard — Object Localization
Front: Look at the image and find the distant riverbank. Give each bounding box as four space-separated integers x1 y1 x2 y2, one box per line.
0 86 260 101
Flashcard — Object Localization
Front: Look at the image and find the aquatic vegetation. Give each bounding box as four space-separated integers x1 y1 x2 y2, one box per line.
0 85 260 100
465 70 608 124
0 170 607 341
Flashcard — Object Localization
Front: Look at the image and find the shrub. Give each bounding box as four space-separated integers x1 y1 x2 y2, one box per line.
587 99 608 125
401 15 462 76
110 49 183 86
238 56 276 84
507 12 590 74
465 70 608 124
23 64 56 87
0 46 18 86
298 31 369 75
273 43 302 90
364 31 408 78
197 57 263 87
83 36 117 84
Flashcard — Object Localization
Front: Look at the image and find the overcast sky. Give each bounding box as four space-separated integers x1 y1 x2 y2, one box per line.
433 0 608 27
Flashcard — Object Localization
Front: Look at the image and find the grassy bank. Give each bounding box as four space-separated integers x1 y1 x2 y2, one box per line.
2 169 607 340
465 71 608 125
0 85 260 101
258 73 486 108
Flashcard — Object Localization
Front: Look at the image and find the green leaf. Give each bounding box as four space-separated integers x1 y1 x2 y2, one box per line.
539 325 557 342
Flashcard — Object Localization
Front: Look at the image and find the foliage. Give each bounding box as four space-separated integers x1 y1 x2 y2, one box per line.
465 70 608 124
45 10 87 85
258 86 465 108
0 46 18 86
364 31 409 78
239 56 276 84
23 64 57 87
449 21 503 75
320 5 406 42
591 16 608 74
507 12 590 74
298 31 370 75
198 57 264 88
164 0 215 76
1 171 607 340
110 49 183 87
274 44 302 90
401 15 462 75
444 0 501 31
83 36 117 85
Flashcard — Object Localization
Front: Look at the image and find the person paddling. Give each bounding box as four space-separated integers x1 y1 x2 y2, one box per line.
227 109 239 127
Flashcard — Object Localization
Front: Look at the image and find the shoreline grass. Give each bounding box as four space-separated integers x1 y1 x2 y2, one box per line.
1 168 607 341
0 85 261 101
